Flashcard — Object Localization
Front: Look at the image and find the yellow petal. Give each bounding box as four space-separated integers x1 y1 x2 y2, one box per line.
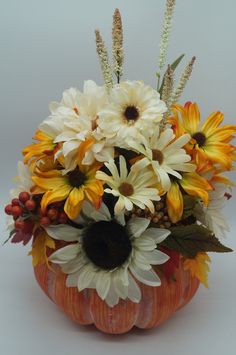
77 137 95 165
207 125 236 143
28 231 55 267
41 185 72 211
32 175 66 190
185 102 201 134
166 182 184 223
64 187 84 220
204 143 234 170
84 187 102 209
183 252 211 288
201 111 224 136
180 172 212 205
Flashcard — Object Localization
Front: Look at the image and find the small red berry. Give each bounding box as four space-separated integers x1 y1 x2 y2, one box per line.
19 191 31 204
25 199 36 211
47 208 58 221
40 216 51 226
12 205 23 218
58 211 69 224
5 204 13 215
15 219 26 230
11 198 20 206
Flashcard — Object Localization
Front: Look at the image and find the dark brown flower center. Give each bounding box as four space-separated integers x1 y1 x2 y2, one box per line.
68 168 86 188
192 132 206 147
83 220 132 270
118 182 134 196
152 149 164 165
123 105 139 122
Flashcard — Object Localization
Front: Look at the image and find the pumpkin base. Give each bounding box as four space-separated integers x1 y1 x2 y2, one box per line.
34 260 200 334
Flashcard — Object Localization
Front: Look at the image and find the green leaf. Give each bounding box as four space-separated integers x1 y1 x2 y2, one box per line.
2 229 16 246
159 54 185 95
170 53 185 71
161 224 233 259
182 195 197 219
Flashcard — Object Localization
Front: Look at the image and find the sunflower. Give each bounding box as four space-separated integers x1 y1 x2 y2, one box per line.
97 80 167 144
166 172 212 223
31 143 103 219
47 201 170 307
169 102 236 170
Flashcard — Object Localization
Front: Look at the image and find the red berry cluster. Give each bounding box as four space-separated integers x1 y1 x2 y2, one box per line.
38 203 69 226
4 191 69 232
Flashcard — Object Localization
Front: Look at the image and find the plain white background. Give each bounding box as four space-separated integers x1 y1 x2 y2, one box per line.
0 0 236 354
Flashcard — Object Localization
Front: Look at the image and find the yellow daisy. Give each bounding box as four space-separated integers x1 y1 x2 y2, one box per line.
23 130 59 169
169 102 236 170
31 141 103 220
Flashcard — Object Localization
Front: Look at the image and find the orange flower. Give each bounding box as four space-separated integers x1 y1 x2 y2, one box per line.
183 252 211 288
166 172 212 223
169 102 236 170
31 140 103 220
23 130 59 169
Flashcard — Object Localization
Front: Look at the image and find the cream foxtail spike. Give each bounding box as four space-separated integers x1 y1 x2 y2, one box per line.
112 9 124 83
160 64 174 130
170 56 196 104
157 0 176 90
95 29 114 93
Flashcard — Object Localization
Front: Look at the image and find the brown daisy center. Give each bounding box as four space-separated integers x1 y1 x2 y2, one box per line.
152 149 164 165
124 105 139 122
118 182 134 196
68 168 86 188
192 132 206 147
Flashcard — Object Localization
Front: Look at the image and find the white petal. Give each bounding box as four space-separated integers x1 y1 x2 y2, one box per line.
142 228 170 244
105 277 120 307
127 274 142 303
114 197 125 215
115 212 126 226
95 271 111 300
128 217 150 238
77 265 96 291
46 225 82 242
66 272 79 287
142 249 169 265
119 155 128 180
130 265 161 287
49 244 80 264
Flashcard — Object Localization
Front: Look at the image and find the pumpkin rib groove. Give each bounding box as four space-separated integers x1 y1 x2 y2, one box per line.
33 258 200 334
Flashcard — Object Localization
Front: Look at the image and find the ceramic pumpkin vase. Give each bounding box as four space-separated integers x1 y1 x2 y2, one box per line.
34 256 200 334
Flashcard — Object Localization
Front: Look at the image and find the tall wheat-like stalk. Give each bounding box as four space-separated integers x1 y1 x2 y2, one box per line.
95 29 113 92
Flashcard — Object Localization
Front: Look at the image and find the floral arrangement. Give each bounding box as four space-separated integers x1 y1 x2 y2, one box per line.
4 1 235 312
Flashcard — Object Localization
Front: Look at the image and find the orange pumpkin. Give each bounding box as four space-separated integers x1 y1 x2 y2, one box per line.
34 257 200 334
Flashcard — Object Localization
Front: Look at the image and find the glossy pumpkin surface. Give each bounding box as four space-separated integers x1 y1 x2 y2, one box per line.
34 258 200 334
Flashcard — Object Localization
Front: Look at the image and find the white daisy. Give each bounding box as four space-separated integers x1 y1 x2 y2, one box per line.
47 201 170 307
97 80 167 145
194 183 230 239
10 161 33 198
128 128 195 191
52 81 113 171
96 155 160 214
